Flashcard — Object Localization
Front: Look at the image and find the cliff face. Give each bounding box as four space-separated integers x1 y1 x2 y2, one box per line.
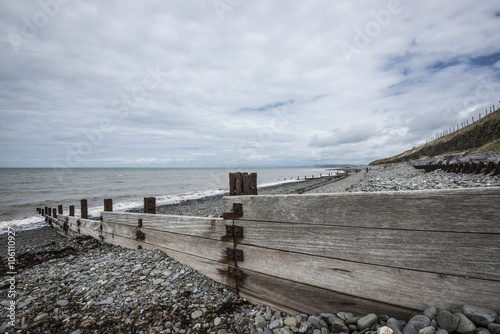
370 108 500 165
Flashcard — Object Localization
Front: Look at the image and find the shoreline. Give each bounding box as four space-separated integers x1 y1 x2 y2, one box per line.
2 164 500 333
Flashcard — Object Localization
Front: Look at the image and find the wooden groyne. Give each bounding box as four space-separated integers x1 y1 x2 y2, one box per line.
38 173 500 320
414 160 500 175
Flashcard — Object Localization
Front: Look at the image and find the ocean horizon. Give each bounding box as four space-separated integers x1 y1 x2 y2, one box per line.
0 167 338 234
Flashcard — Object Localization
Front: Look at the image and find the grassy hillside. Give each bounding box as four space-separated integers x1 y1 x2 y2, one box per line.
370 108 500 165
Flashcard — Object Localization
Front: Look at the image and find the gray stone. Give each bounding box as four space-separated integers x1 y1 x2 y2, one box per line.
419 326 436 334
313 330 321 334
284 317 298 327
263 329 273 334
345 317 361 326
265 306 272 320
255 315 267 328
476 328 492 334
332 320 350 333
388 318 405 332
309 316 322 328
164 321 173 328
280 328 293 334
462 305 498 327
34 313 49 322
358 314 378 331
435 329 448 334
269 319 281 330
217 329 227 334
71 330 81 334
455 313 476 334
488 323 500 334
97 297 114 305
403 315 431 334
424 307 438 320
214 317 222 326
56 299 69 307
350 324 360 332
191 310 203 320
437 311 459 332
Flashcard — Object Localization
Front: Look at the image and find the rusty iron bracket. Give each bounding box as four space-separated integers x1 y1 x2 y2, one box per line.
136 230 145 241
222 203 243 220
228 266 244 279
225 225 244 238
226 248 244 261
138 218 143 228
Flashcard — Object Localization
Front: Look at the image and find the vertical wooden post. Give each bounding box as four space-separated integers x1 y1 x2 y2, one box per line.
104 199 113 212
230 172 257 195
243 173 258 195
69 205 75 216
41 209 45 216
48 207 52 216
229 172 243 195
58 205 63 215
53 208 57 218
81 199 88 219
144 197 156 214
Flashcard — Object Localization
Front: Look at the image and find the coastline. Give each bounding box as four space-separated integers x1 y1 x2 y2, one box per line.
2 164 500 333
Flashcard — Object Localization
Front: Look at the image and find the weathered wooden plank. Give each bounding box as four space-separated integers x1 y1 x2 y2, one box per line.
233 220 500 281
100 231 236 290
101 221 232 264
238 268 419 320
237 244 500 312
223 187 500 233
101 212 226 240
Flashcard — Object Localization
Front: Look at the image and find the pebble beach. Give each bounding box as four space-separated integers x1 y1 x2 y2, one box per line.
2 163 500 333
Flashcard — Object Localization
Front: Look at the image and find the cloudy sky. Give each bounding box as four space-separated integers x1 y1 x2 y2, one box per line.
1 0 499 168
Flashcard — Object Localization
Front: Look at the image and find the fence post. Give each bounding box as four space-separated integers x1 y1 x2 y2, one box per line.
58 205 63 215
104 199 113 212
52 208 57 218
81 199 88 219
230 172 258 195
144 197 156 214
69 205 75 216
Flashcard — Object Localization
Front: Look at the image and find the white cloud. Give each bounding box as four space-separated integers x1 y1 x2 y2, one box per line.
0 0 499 167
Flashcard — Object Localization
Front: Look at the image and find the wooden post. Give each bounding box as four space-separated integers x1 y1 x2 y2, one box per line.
58 205 63 215
81 199 88 219
229 172 243 195
69 205 75 216
493 161 500 176
144 197 156 214
48 207 52 216
243 173 258 195
41 209 44 216
484 162 494 175
104 199 113 212
53 208 57 218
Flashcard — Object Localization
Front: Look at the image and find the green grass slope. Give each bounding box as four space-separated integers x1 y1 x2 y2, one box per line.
370 108 500 165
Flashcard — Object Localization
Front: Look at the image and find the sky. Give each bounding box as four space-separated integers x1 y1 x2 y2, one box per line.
1 0 499 168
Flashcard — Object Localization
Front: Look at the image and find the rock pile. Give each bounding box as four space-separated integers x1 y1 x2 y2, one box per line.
2 233 499 334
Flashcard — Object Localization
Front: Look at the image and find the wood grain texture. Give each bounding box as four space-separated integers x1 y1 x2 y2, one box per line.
233 219 500 281
101 231 236 289
101 221 232 263
101 212 226 240
237 244 500 311
238 268 419 320
223 187 500 233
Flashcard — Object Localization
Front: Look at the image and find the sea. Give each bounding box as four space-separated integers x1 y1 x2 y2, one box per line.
0 167 337 234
